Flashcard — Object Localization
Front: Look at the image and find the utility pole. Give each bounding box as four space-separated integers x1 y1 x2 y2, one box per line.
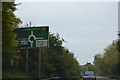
117 1 120 76
0 1 2 80
118 1 120 39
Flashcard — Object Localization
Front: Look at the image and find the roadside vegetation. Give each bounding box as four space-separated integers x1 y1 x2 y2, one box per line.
94 40 120 79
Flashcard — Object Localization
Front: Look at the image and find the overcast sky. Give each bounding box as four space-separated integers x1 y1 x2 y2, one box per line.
15 2 118 65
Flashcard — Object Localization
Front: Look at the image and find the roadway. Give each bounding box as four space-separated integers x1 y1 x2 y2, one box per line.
42 76 117 80
96 76 117 80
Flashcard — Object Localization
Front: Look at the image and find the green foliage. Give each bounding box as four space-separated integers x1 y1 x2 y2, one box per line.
87 64 95 71
80 65 88 73
2 2 22 72
3 71 31 78
80 63 95 73
41 33 80 78
94 40 119 78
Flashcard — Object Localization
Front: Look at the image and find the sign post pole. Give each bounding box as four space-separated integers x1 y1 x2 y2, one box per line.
26 48 28 73
39 48 41 79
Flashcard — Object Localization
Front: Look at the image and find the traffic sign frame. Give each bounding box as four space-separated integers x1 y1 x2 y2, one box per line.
14 26 49 48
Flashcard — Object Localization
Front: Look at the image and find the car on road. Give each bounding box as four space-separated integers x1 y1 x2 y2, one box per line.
83 71 96 80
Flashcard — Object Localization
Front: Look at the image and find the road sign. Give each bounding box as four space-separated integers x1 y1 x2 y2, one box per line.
14 26 49 48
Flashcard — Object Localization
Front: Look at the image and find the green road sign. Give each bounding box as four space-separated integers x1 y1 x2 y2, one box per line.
14 26 49 48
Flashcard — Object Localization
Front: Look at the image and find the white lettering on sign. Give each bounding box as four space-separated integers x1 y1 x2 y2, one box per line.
21 40 28 45
36 40 47 47
18 38 28 45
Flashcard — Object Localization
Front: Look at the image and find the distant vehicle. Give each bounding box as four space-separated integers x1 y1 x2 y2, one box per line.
83 71 96 80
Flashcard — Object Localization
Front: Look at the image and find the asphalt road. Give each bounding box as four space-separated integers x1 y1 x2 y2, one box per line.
2 76 116 80
96 76 117 80
40 76 117 80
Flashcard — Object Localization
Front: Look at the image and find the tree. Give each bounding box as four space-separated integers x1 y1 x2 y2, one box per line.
41 33 80 78
2 2 22 72
94 40 119 78
117 39 120 77
94 53 103 75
